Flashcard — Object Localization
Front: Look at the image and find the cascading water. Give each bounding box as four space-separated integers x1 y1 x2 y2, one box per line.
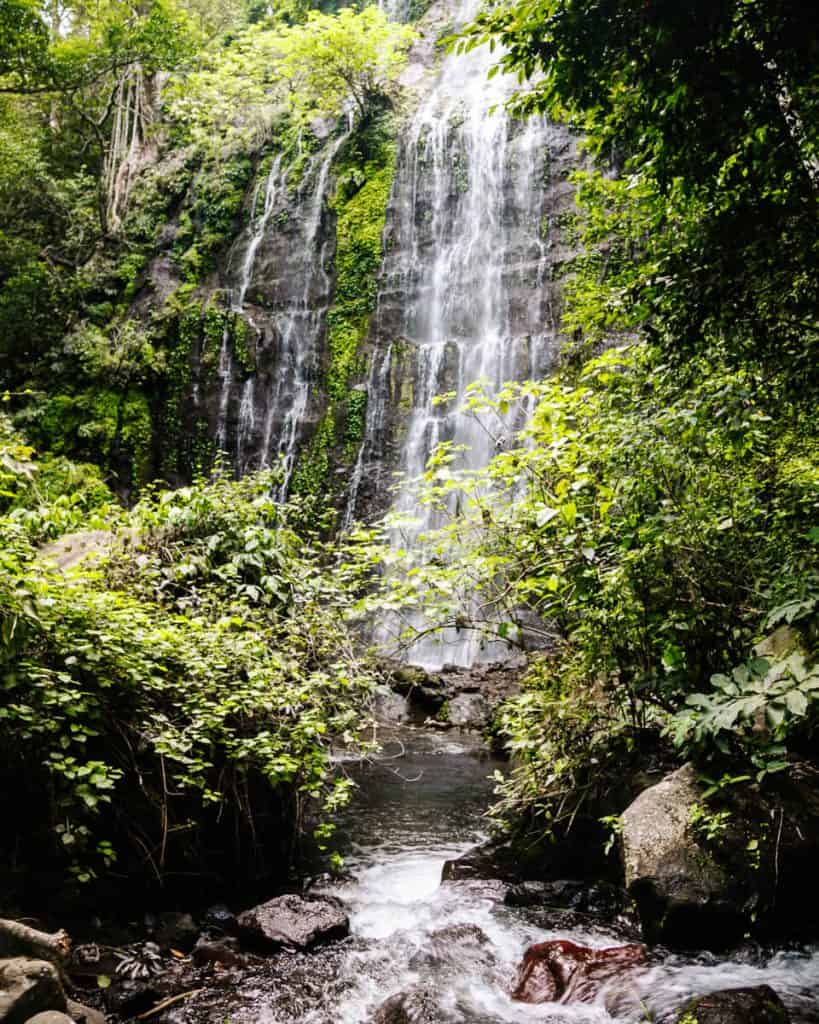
211 134 348 486
169 726 819 1024
345 0 575 668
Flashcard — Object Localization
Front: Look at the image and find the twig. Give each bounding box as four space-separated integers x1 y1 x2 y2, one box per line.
136 988 205 1020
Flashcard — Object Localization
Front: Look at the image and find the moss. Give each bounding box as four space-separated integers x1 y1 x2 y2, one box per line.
326 141 396 403
172 154 254 284
231 314 255 374
343 388 368 461
290 413 336 500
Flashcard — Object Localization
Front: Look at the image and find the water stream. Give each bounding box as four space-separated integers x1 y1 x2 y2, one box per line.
171 727 819 1024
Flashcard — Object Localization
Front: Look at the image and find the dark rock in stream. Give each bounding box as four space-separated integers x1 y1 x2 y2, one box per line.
154 913 198 952
236 894 348 951
371 987 437 1024
408 924 497 975
511 939 647 1004
190 938 244 969
675 985 790 1024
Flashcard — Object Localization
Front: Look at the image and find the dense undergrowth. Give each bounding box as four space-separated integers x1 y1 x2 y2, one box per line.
0 418 375 901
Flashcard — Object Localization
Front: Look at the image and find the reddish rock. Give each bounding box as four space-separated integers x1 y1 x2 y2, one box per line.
512 939 647 1004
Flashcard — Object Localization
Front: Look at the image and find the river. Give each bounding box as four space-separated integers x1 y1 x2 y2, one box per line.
169 726 819 1024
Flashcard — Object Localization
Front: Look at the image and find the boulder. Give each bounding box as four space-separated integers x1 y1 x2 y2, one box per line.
387 667 447 714
65 1002 104 1024
408 924 495 975
21 1015 74 1024
441 839 519 883
373 689 410 724
620 763 745 948
236 894 348 951
191 938 244 969
371 988 436 1024
0 959 66 1024
154 912 198 952
675 985 789 1024
445 693 489 730
511 939 647 1004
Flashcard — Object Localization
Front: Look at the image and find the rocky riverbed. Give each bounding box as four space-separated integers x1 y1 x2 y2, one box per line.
3 667 819 1024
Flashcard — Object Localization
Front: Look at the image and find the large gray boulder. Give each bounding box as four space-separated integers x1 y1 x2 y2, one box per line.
620 764 744 947
237 894 348 950
0 959 66 1024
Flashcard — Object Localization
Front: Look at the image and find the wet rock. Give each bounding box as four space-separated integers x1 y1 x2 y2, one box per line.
0 958 66 1024
445 693 489 730
506 879 626 914
388 666 447 714
21 1014 75 1024
100 980 159 1019
511 939 647 1004
202 904 235 934
236 894 348 951
621 763 746 948
371 987 437 1024
191 938 244 969
155 912 198 952
675 985 790 1024
441 878 509 902
65 1001 104 1024
373 688 410 724
441 839 517 883
409 924 496 975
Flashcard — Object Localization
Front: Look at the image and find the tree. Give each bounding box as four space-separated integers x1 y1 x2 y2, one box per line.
272 6 417 126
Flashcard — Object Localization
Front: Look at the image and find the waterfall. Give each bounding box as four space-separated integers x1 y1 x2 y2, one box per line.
234 154 285 313
346 0 573 669
212 134 348 486
262 130 350 496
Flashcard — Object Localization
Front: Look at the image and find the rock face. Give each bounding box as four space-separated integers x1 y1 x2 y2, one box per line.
371 988 436 1024
236 894 348 950
511 940 647 1004
621 763 744 948
675 986 790 1024
0 959 66 1024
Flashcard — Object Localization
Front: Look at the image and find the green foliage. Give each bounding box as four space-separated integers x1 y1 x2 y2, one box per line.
0 422 375 887
271 7 416 125
327 136 396 401
167 6 415 154
357 343 818 836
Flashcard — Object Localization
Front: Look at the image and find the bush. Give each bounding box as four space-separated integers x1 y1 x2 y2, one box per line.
0 425 375 896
